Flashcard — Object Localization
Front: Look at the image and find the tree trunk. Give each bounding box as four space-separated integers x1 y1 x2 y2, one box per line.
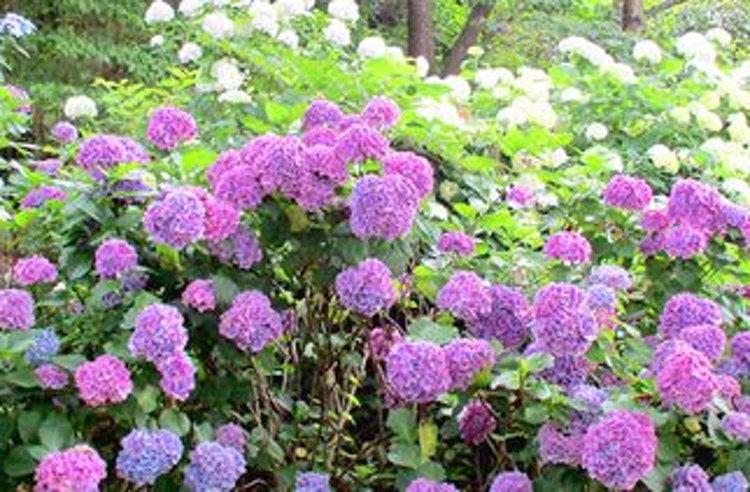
407 0 435 68
441 2 494 77
622 0 646 32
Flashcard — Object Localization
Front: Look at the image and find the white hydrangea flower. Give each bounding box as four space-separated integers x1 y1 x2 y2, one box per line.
474 68 513 90
669 106 691 125
275 0 312 19
559 87 586 103
64 95 97 119
467 46 485 57
277 29 299 49
692 106 723 132
633 40 662 64
178 0 206 17
527 101 557 129
218 90 253 104
323 19 350 47
150 35 165 47
440 75 472 103
706 27 732 46
583 146 623 172
145 1 174 24
202 11 234 39
648 144 679 173
539 148 569 168
385 46 406 61
585 123 608 141
213 59 245 91
492 86 512 100
416 98 467 129
496 104 527 127
723 178 750 205
357 36 387 59
601 62 637 84
328 0 359 22
178 42 202 64
415 56 430 78
728 113 750 144
676 32 716 64
558 36 613 66
249 1 279 35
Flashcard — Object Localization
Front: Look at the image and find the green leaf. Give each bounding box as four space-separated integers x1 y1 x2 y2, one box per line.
387 443 422 469
523 404 549 424
459 155 497 173
211 274 239 307
416 461 446 482
181 147 217 175
492 370 521 390
51 354 87 372
387 409 417 443
418 420 439 462
159 409 191 436
39 413 74 452
136 385 159 414
3 447 36 477
18 411 42 443
523 353 554 374
407 318 458 346
5 367 38 388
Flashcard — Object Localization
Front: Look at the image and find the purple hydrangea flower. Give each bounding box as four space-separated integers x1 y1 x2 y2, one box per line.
436 271 492 323
603 174 653 211
667 178 722 231
641 208 670 232
74 354 133 406
349 174 419 240
208 224 263 270
295 471 332 491
538 423 584 466
361 96 401 129
468 285 531 349
659 293 722 338
213 164 266 212
676 324 726 362
191 189 240 242
489 472 533 492
34 158 63 176
0 289 35 330
671 464 711 492
116 429 183 486
382 151 434 198
443 338 496 390
539 354 591 389
35 364 69 389
544 231 592 264
13 255 58 286
184 442 246 492
5 84 31 113
77 134 149 177
25 329 60 366
720 200 749 230
368 327 403 361
532 283 597 357
95 239 138 278
147 106 198 151
385 341 451 403
650 339 692 375
712 472 748 492
182 279 216 313
51 121 78 143
129 304 188 363
723 412 750 442
143 189 206 249
219 291 283 352
663 225 709 259
334 123 390 164
303 99 344 130
731 332 750 373
335 259 396 317
588 265 632 291
216 424 247 451
507 185 535 209
258 136 308 201
303 126 338 147
587 284 616 310
581 410 657 490
21 186 67 209
458 400 496 445
437 231 475 256
156 351 196 401
34 446 107 492
207 149 241 190
405 478 459 492
656 345 718 414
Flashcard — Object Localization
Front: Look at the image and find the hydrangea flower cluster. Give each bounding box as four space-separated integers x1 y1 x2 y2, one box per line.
538 423 585 466
602 174 653 211
207 224 263 270
35 364 69 389
74 354 133 406
116 429 183 486
437 231 475 256
671 464 711 491
489 472 533 492
0 288 35 330
77 134 150 177
543 231 592 264
382 151 434 198
51 121 79 143
129 303 188 363
216 423 247 451
436 271 492 323
94 238 138 278
219 290 283 352
443 338 495 390
722 412 750 442
25 328 60 365
676 324 726 362
155 352 197 401
349 174 419 240
712 471 748 492
405 478 459 492
361 95 401 129
468 285 531 349
182 279 217 312
532 283 597 357
587 265 632 291
656 345 718 414
143 188 206 249
146 106 198 151
659 292 722 338
13 255 58 286
34 446 107 492
295 471 332 491
385 341 452 403
458 400 496 445
367 327 403 361
21 185 67 209
335 259 396 317
184 442 245 492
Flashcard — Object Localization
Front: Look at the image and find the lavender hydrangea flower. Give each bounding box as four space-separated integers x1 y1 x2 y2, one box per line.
0 289 35 330
116 429 183 486
349 174 419 241
489 472 533 492
671 464 711 492
77 134 149 177
581 410 657 490
147 106 198 151
51 121 78 143
641 208 670 232
720 201 749 230
156 351 196 401
303 99 344 130
34 446 107 492
663 225 709 259
33 158 63 176
587 284 616 310
368 327 403 361
219 291 283 352
303 127 338 147
0 14 36 38
443 338 496 390
539 354 591 389
13 255 58 286
361 96 401 129
657 345 718 414
659 293 722 338
129 304 188 363
436 271 492 323
458 400 496 445
544 231 592 264
382 151 434 198
712 472 748 492
21 185 67 209
667 178 722 231
588 265 632 291
4 84 31 113
214 164 266 211
405 478 459 492
437 231 475 256
731 332 750 373
507 185 535 209
385 341 451 403
603 174 653 211
182 279 216 313
538 423 584 466
723 412 750 442
95 239 138 278
468 285 531 349
216 424 247 451
143 189 206 249
208 225 263 270
74 354 133 406
184 442 246 492
334 123 390 164
676 324 726 362
532 283 597 357
335 259 396 317
295 471 332 491
35 364 68 389
25 329 60 366
189 188 240 242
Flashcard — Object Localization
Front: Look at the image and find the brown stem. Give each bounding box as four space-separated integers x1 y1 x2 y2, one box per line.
441 2 494 76
407 0 436 68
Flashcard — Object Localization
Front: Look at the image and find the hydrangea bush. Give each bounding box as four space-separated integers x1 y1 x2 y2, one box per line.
2 1 750 490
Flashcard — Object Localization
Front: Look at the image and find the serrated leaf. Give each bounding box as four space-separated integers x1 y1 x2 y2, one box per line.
492 370 521 390
387 408 417 443
18 411 41 443
407 318 458 346
39 413 73 451
159 409 191 436
387 443 421 469
3 447 35 477
418 420 438 461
